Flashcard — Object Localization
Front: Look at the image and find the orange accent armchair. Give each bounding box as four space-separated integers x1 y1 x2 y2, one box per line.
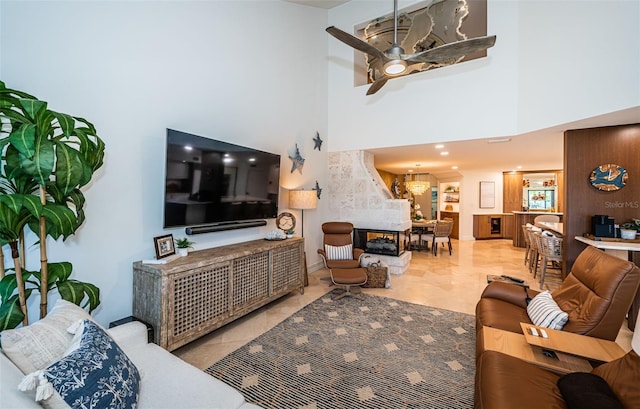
317 222 364 269
317 222 367 300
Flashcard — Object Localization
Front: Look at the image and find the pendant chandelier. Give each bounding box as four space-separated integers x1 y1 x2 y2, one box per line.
405 165 430 196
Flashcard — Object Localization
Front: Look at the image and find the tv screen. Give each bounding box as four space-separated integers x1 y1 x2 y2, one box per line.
163 129 281 228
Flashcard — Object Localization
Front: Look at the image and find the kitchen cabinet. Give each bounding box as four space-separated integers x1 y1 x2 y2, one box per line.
474 215 504 239
503 172 523 213
503 170 564 213
439 211 459 239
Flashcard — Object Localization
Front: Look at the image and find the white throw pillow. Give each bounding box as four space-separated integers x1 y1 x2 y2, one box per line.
526 290 569 330
325 244 353 260
0 299 93 374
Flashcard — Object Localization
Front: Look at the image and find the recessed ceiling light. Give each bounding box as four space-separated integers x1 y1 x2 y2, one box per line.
435 144 444 149
249 158 256 162
516 165 522 169
184 145 193 151
451 166 458 170
440 151 449 156
407 169 414 173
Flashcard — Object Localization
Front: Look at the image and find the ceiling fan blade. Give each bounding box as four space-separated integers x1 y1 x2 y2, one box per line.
404 35 497 64
366 76 390 95
326 26 386 60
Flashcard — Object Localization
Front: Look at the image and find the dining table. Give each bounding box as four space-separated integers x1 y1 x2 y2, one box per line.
411 219 437 251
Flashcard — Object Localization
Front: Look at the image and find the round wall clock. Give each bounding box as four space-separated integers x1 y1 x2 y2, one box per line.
276 212 296 231
589 164 628 191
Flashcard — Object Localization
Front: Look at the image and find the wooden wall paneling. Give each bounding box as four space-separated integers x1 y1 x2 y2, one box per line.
564 124 640 275
555 170 564 213
376 169 397 193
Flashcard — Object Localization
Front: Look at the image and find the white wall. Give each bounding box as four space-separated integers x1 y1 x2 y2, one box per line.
2 0 639 327
457 170 504 240
516 1 640 132
0 0 329 326
327 0 640 152
327 0 519 151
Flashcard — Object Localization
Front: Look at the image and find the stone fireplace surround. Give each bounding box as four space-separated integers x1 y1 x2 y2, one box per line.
328 150 412 275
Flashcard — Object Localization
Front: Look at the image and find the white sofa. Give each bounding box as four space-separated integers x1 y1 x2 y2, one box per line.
1 320 260 409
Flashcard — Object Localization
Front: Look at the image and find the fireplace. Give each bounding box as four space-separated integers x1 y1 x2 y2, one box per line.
353 228 410 257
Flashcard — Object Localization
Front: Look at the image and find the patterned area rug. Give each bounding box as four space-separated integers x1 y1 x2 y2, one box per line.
206 292 476 409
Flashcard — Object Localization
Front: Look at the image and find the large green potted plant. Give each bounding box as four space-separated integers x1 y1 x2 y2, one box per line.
0 81 105 330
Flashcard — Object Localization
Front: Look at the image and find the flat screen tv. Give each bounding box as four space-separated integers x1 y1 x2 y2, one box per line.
163 129 281 229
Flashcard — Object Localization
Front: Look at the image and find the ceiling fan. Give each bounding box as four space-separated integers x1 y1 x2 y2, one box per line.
326 0 497 95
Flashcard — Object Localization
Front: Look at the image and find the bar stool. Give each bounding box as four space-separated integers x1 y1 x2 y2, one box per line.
521 225 532 266
527 229 542 278
537 234 563 289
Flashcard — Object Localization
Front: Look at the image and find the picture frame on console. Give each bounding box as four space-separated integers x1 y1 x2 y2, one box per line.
154 234 176 259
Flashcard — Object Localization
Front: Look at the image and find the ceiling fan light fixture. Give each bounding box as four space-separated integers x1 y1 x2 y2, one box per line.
384 59 407 75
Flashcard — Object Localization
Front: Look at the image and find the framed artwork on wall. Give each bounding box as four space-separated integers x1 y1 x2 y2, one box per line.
479 181 495 208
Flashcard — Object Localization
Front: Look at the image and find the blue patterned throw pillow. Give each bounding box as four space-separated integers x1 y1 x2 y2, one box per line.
19 319 140 409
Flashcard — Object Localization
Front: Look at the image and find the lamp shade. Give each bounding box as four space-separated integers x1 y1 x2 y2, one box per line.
289 190 318 210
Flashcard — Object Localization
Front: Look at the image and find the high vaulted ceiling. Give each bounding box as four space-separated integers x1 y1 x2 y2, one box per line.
287 0 639 179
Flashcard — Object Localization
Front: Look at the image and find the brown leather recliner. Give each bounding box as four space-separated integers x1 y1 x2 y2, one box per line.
476 246 640 343
475 308 640 409
317 222 364 269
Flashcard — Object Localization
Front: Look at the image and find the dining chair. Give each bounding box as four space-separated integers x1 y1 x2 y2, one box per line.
410 225 432 252
534 214 560 224
424 220 454 256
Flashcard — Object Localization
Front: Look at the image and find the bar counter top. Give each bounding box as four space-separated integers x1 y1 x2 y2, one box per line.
512 211 563 215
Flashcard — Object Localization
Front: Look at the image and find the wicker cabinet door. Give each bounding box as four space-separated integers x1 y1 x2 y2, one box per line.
271 243 303 293
168 262 231 350
232 251 270 310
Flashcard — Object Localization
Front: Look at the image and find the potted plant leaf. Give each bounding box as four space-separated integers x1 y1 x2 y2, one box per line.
175 238 195 256
0 81 105 330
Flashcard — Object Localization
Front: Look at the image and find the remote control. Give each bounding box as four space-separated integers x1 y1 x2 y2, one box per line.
501 275 525 283
530 327 539 337
540 328 548 338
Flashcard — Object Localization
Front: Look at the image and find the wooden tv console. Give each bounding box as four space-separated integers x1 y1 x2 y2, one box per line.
132 237 304 351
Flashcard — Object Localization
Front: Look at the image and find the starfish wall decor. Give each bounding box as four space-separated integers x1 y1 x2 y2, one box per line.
312 180 322 199
313 132 323 151
289 144 305 174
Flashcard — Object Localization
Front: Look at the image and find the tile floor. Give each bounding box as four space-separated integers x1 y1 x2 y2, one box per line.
173 239 634 370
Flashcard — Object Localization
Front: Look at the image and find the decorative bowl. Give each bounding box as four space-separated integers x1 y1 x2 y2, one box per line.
620 229 637 240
